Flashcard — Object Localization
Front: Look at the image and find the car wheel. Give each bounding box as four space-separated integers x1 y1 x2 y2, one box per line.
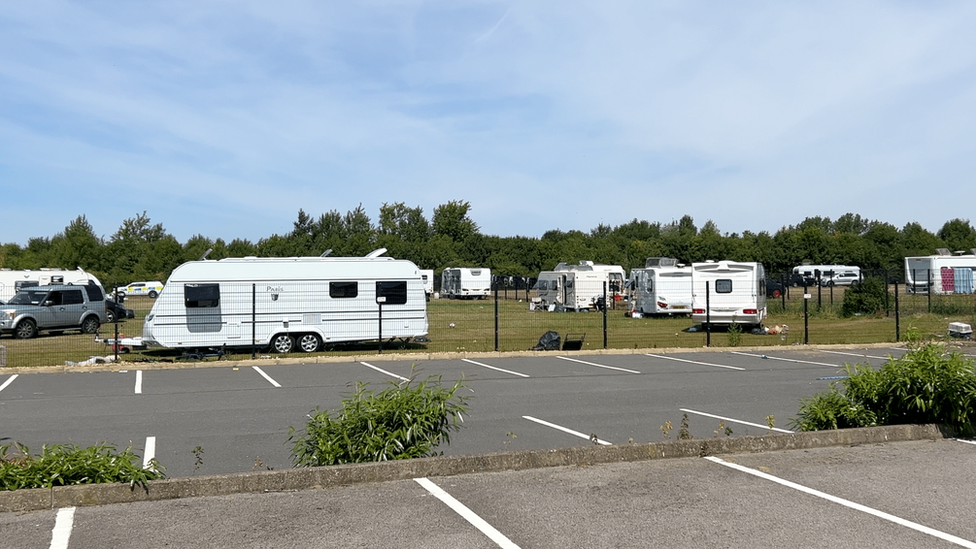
772 289 781 298
106 309 117 323
271 334 294 353
82 316 101 334
14 319 37 339
297 333 321 353
148 290 158 298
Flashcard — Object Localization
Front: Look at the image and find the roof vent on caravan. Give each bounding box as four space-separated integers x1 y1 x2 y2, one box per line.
199 248 213 261
937 248 951 256
645 257 678 268
320 249 332 257
365 248 388 258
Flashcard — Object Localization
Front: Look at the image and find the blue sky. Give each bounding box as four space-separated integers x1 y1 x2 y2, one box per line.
3 1 976 246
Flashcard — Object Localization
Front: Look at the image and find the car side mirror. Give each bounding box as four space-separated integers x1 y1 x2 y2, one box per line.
43 300 54 306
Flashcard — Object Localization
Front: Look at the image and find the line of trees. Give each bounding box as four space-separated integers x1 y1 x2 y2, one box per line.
1 203 974 288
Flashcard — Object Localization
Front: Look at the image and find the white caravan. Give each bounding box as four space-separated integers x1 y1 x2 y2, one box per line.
534 261 625 312
534 269 609 312
0 268 103 302
905 249 976 294
691 260 767 327
420 270 434 296
629 257 693 315
440 267 491 299
141 249 428 353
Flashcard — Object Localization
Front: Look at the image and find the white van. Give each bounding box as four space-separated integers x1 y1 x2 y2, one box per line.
440 268 492 299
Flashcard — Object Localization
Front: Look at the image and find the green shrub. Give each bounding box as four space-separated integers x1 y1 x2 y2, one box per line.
288 374 470 467
840 277 891 317
792 340 976 434
0 443 164 491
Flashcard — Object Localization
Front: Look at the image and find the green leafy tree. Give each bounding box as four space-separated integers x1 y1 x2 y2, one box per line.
432 200 479 243
937 219 976 253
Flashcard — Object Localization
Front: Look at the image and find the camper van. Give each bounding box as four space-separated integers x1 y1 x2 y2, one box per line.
905 249 976 294
629 257 693 315
440 268 491 299
0 268 103 302
534 261 626 312
691 260 767 327
141 249 428 353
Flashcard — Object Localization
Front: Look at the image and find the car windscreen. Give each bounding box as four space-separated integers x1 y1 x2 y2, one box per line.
8 290 50 305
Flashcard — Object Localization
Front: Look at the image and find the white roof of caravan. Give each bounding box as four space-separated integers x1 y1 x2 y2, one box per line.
167 256 421 283
692 260 760 273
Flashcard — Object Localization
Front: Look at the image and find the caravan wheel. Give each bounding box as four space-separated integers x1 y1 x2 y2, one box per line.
271 334 294 353
297 333 321 353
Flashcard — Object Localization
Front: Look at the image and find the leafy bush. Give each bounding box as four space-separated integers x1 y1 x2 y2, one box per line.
0 443 164 491
840 276 891 317
792 340 976 435
288 374 470 467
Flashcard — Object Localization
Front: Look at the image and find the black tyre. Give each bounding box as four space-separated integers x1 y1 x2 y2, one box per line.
14 319 37 339
82 316 100 334
106 309 117 323
271 334 294 353
297 333 321 353
148 290 158 298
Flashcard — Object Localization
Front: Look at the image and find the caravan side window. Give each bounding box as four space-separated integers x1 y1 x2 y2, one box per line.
376 281 408 305
715 279 733 294
185 283 220 308
330 282 359 298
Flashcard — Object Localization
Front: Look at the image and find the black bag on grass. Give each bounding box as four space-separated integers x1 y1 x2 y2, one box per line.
531 331 561 351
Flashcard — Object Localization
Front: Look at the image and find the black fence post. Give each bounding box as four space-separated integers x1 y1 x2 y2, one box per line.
113 285 120 363
377 297 384 354
494 279 499 352
603 281 608 349
927 269 932 313
781 273 787 311
884 269 890 317
804 291 810 345
895 280 900 342
815 269 822 312
705 281 711 348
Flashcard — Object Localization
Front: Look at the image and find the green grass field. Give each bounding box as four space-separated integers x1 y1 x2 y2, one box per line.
2 291 974 368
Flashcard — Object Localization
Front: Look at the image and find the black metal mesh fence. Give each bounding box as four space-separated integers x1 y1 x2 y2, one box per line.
3 273 975 368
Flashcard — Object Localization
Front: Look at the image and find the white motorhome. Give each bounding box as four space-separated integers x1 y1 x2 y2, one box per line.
440 267 491 299
0 268 103 302
554 261 626 294
691 260 767 327
629 257 693 316
905 249 976 294
141 249 428 353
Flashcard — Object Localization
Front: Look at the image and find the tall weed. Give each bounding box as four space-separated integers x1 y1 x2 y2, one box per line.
0 443 164 491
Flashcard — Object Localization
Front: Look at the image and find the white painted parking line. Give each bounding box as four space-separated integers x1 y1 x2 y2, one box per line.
134 370 143 394
252 366 282 387
522 415 612 445
49 507 75 549
680 408 793 434
462 359 530 378
822 350 892 360
705 456 976 548
414 477 521 549
731 351 838 367
556 356 641 374
360 362 410 381
645 354 744 371
0 374 18 393
143 436 156 469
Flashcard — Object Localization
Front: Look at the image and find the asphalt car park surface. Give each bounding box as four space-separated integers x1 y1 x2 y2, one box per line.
3 438 975 548
0 347 910 478
7 346 976 548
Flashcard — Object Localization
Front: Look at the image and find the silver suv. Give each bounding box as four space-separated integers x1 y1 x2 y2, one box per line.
0 284 107 339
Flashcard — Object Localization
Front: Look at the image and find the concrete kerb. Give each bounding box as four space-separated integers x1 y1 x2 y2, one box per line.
1 341 906 375
0 423 946 513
